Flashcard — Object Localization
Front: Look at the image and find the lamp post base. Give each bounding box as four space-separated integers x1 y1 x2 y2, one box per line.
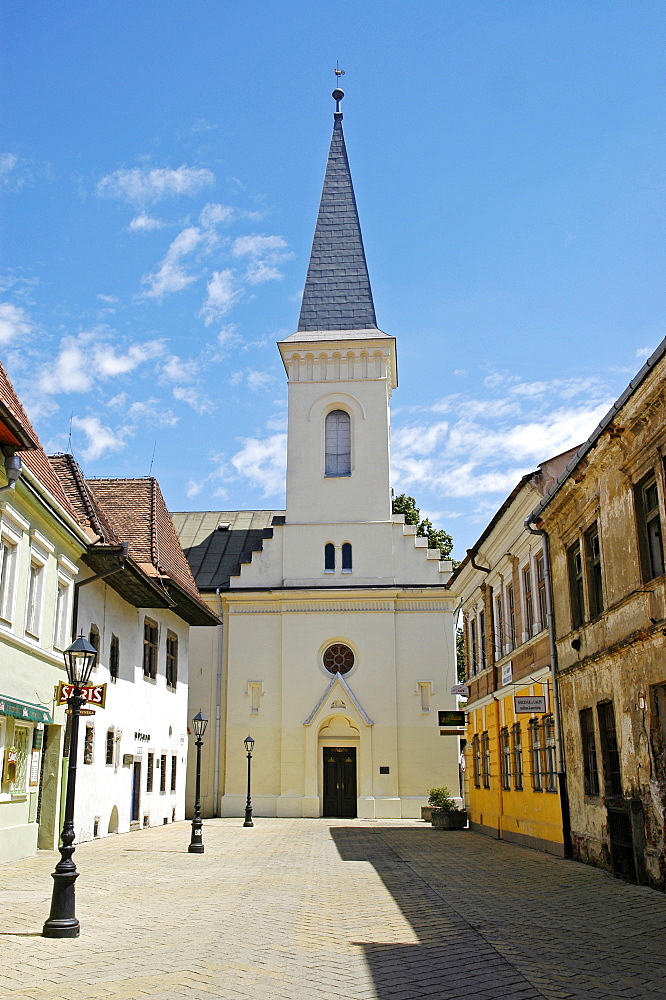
42 917 80 938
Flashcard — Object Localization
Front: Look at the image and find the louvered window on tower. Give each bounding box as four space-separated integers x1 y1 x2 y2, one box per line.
325 410 351 476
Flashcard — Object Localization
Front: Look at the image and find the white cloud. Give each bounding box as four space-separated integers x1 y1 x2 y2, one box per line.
162 354 199 383
232 234 293 285
129 213 165 232
172 385 215 414
141 226 203 299
0 153 28 191
97 293 118 304
37 331 163 397
230 432 287 497
71 415 128 461
246 370 274 392
126 398 178 427
200 269 241 324
0 302 33 344
636 346 655 359
199 202 235 229
97 165 214 205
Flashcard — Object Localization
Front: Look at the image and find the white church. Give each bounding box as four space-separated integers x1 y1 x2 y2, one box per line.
173 89 460 820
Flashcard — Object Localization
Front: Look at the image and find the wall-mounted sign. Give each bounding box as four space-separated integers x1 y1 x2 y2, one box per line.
451 684 469 697
29 750 40 786
56 682 106 708
501 662 513 687
514 695 547 714
438 710 466 727
65 707 96 716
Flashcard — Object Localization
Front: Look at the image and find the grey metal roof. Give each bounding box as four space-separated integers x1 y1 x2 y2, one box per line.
170 510 284 590
296 109 379 334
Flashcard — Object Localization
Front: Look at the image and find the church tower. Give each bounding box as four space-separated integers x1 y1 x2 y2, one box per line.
175 89 460 821
279 88 396 526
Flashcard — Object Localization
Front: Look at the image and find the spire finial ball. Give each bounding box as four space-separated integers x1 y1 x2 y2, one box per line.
332 88 344 102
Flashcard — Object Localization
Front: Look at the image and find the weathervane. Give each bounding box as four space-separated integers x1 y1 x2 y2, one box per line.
333 62 345 115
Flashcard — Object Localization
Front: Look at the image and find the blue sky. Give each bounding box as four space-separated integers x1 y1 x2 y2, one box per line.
2 1 665 559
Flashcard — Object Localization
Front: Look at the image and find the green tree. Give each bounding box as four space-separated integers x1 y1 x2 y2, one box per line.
391 494 454 560
456 627 466 683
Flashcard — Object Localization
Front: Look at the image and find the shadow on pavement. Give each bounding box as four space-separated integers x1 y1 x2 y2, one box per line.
330 826 544 1000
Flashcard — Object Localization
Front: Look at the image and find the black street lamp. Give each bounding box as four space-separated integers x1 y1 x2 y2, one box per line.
43 634 98 938
188 710 208 853
243 734 255 828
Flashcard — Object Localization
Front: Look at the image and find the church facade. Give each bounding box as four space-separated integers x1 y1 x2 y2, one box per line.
173 91 459 819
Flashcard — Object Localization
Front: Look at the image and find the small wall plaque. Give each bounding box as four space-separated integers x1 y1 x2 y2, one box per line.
122 754 134 767
379 766 390 774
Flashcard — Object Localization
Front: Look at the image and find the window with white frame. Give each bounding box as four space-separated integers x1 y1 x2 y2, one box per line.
506 583 516 652
494 592 504 660
535 552 547 631
11 724 30 795
0 534 18 624
25 552 46 639
325 410 351 477
522 564 534 640
54 578 71 650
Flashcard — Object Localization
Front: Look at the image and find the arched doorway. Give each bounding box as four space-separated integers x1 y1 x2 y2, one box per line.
318 715 359 818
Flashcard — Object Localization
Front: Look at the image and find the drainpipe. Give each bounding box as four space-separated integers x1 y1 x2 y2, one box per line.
0 452 23 497
213 588 223 816
524 518 572 857
71 543 128 640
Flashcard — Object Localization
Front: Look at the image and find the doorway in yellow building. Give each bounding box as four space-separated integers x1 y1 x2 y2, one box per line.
322 747 357 817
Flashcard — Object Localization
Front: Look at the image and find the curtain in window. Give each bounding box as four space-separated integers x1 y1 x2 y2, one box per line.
325 410 351 476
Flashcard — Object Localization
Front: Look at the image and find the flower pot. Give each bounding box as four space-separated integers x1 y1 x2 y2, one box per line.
421 806 434 822
431 809 468 830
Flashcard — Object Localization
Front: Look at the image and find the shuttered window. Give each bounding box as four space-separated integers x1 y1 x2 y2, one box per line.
325 410 351 477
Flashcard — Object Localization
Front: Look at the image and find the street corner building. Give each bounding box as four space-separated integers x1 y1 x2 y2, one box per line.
173 90 460 821
449 449 578 858
528 339 666 888
0 359 219 864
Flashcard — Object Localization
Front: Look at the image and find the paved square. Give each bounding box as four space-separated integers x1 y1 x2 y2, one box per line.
2 819 666 999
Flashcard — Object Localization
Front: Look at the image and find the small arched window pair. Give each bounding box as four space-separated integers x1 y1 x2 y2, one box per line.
324 543 352 573
325 410 351 476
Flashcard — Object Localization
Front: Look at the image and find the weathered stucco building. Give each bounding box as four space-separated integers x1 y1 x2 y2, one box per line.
173 90 459 821
450 450 575 856
528 339 666 886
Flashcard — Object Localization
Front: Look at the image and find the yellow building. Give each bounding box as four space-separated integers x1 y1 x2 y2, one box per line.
449 450 576 856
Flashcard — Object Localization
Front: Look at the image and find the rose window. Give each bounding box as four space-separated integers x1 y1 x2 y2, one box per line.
323 643 354 674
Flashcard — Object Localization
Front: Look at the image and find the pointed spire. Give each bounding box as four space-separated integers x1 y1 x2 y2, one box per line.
296 89 379 334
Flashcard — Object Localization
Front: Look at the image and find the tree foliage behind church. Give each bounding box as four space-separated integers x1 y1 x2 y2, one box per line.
392 494 454 560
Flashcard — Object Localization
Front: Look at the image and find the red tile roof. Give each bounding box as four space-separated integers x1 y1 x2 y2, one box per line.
0 362 79 518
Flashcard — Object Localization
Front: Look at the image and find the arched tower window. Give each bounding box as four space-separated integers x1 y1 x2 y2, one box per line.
325 410 351 477
324 543 335 572
341 543 352 572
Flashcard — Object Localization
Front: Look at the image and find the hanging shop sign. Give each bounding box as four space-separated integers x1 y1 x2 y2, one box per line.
514 695 547 714
56 682 107 708
438 710 466 727
451 684 469 697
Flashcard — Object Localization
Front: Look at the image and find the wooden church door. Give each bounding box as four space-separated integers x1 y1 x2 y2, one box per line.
323 747 357 817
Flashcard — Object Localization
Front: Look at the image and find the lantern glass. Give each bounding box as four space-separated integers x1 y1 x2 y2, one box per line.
244 734 255 754
192 711 208 738
63 634 98 687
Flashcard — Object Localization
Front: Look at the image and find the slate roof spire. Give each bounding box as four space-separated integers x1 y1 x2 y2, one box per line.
296 88 379 334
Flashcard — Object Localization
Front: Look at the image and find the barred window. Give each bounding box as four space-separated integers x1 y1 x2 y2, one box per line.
472 734 481 788
171 755 177 793
160 753 167 793
529 718 542 791
580 707 599 797
146 752 154 793
481 731 491 789
500 727 511 790
512 723 523 791
544 715 557 792
83 723 94 765
106 728 114 766
598 700 622 797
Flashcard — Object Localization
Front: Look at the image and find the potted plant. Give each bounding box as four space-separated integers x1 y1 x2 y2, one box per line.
428 786 467 830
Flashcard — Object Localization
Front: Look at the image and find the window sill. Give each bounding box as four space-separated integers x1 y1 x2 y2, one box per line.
143 674 157 684
324 569 335 574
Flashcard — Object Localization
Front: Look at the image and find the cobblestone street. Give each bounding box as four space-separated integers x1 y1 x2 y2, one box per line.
2 819 666 1000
